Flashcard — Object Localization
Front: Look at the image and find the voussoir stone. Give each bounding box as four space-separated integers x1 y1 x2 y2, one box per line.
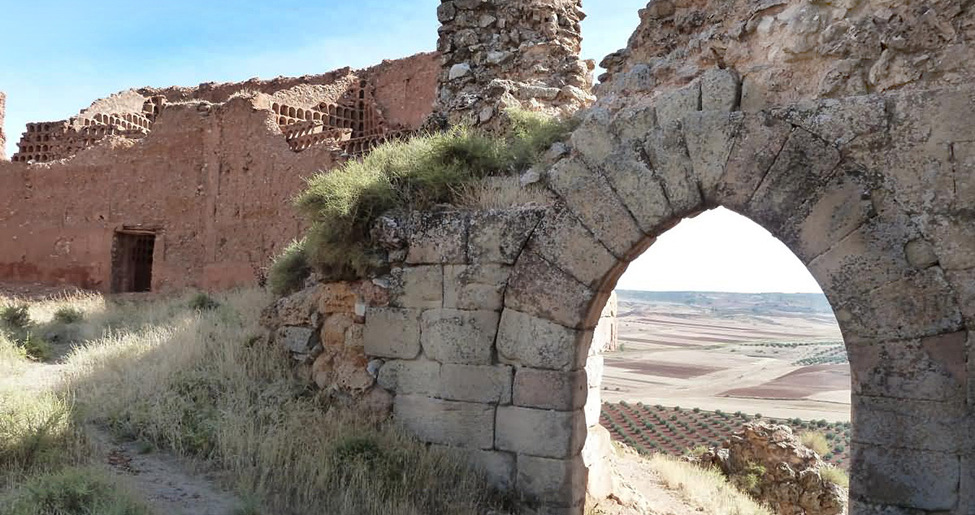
421 309 499 365
546 157 645 259
504 250 598 330
526 205 620 289
642 123 704 218
363 307 422 359
596 150 675 236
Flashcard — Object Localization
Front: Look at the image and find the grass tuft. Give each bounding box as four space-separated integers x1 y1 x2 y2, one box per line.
188 292 221 311
800 431 830 456
820 464 850 489
650 454 772 515
1 466 150 515
53 307 84 325
1 305 32 331
268 238 313 296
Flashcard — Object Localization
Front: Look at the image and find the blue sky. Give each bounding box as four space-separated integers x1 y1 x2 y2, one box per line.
0 1 823 294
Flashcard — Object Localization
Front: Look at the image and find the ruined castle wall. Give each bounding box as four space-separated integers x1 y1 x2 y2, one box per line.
598 0 975 110
0 53 440 292
435 0 594 126
0 91 6 161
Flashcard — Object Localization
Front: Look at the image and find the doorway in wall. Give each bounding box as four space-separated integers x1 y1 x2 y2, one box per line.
112 231 156 293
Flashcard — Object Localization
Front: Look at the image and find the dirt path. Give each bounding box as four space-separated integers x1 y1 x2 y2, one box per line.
591 447 701 515
90 430 244 515
1 359 245 515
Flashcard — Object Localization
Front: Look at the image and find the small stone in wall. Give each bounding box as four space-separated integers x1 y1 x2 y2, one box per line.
449 63 472 80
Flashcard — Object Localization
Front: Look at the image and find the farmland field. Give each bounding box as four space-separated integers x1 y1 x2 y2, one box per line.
601 401 852 468
601 291 851 462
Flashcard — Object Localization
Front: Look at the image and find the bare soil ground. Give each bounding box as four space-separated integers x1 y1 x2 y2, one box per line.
604 295 850 423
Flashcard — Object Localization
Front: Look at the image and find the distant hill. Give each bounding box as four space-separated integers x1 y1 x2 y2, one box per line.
616 290 834 317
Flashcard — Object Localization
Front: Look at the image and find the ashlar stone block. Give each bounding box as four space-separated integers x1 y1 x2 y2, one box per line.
850 443 959 511
363 307 422 359
642 123 704 217
467 208 544 265
596 150 675 236
388 266 443 309
513 368 587 411
421 309 499 365
393 395 495 449
405 210 468 265
516 455 587 508
443 264 510 311
713 111 792 210
376 359 441 396
440 363 513 404
683 111 744 202
497 309 590 371
495 406 586 458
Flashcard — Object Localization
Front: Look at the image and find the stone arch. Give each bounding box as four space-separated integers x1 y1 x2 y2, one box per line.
495 79 972 513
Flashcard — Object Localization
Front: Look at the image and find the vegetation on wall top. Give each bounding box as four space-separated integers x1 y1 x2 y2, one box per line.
268 109 576 295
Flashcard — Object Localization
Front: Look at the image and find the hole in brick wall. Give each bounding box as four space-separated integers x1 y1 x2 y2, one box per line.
111 231 156 293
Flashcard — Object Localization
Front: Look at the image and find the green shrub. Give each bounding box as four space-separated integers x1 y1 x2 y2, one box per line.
0 392 87 486
188 292 220 311
284 110 574 287
1 466 150 515
268 238 313 296
1 305 31 331
52 307 84 325
18 333 52 362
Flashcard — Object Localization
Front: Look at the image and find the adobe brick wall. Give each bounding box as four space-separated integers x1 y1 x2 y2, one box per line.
0 91 6 161
0 53 440 292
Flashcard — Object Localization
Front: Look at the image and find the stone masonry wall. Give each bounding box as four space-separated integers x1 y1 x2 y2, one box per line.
598 0 975 112
435 0 595 127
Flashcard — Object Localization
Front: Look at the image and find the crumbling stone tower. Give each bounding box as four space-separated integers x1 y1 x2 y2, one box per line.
0 92 6 161
435 0 595 127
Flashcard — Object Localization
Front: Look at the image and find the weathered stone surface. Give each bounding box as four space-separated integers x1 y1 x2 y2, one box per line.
655 82 700 127
276 326 317 354
570 108 617 165
683 112 744 202
441 446 516 490
609 104 656 145
516 455 587 508
947 269 975 325
443 264 509 311
925 214 975 271
582 425 615 500
643 124 704 217
546 157 645 259
504 250 598 330
394 395 495 449
746 128 843 235
513 368 587 411
497 309 589 371
698 423 845 515
406 211 468 264
496 406 586 458
274 285 321 326
700 69 741 112
851 394 969 453
526 205 620 289
388 266 443 309
595 150 675 236
376 359 441 396
363 307 422 359
714 111 792 210
421 309 499 365
849 332 968 402
440 364 512 404
851 444 959 511
467 208 544 265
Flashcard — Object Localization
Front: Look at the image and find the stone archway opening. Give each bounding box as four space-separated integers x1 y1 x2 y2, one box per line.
589 205 853 510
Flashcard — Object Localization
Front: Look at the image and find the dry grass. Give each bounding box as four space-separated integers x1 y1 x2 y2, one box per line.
649 454 772 515
53 288 509 515
820 464 850 489
454 176 555 210
800 431 830 456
